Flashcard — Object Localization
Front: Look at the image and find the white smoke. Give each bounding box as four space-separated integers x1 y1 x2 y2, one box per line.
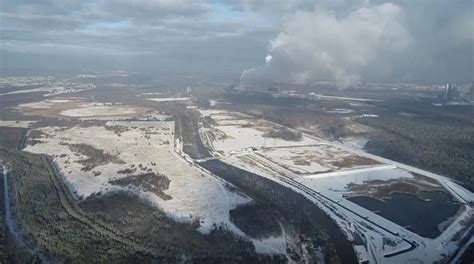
241 3 411 87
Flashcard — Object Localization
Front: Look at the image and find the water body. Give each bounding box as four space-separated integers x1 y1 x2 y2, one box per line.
194 128 211 158
348 191 461 238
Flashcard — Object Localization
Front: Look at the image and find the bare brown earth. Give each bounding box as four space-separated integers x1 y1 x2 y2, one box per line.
330 155 380 168
346 173 445 201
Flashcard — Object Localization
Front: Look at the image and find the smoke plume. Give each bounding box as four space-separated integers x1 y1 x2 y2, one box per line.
241 3 410 87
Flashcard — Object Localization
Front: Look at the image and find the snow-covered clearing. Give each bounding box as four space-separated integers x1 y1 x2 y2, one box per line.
0 83 95 97
258 145 379 175
24 121 251 235
16 99 83 110
16 99 148 120
60 105 139 117
211 125 317 153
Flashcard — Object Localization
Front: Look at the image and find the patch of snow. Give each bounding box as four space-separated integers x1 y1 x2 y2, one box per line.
147 97 190 102
60 105 138 117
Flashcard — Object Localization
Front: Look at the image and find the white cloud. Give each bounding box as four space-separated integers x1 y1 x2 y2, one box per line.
241 3 410 86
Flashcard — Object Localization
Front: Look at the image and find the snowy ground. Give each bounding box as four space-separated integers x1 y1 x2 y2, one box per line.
257 145 379 175
199 110 319 154
0 83 95 97
23 120 252 236
16 99 81 110
16 99 148 120
147 97 190 102
198 107 474 264
60 105 139 117
212 125 317 153
21 111 289 256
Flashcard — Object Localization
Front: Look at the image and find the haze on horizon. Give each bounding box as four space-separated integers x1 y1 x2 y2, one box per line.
1 0 473 84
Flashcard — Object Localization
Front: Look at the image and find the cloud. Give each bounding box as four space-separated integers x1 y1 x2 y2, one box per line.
0 0 472 81
241 0 473 85
98 0 210 24
241 3 410 86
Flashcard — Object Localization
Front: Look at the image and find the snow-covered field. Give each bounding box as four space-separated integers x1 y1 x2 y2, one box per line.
257 145 379 175
60 105 138 117
0 83 95 97
212 125 317 153
200 110 320 154
16 99 148 120
16 99 84 110
24 121 252 235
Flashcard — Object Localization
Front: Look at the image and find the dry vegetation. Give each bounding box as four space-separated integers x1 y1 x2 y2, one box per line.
104 125 130 136
109 172 172 200
330 155 379 168
262 127 303 141
61 142 125 171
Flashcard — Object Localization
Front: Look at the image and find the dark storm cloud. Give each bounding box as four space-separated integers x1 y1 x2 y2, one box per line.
1 0 472 82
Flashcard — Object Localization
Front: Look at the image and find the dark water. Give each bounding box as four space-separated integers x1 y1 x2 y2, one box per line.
194 129 211 158
348 191 461 238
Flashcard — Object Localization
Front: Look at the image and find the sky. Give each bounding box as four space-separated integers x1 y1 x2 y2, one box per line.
1 0 473 83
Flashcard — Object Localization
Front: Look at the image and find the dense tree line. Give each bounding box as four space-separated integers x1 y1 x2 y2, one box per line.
359 115 474 191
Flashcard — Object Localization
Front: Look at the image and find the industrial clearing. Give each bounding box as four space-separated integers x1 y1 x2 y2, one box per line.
198 108 474 264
